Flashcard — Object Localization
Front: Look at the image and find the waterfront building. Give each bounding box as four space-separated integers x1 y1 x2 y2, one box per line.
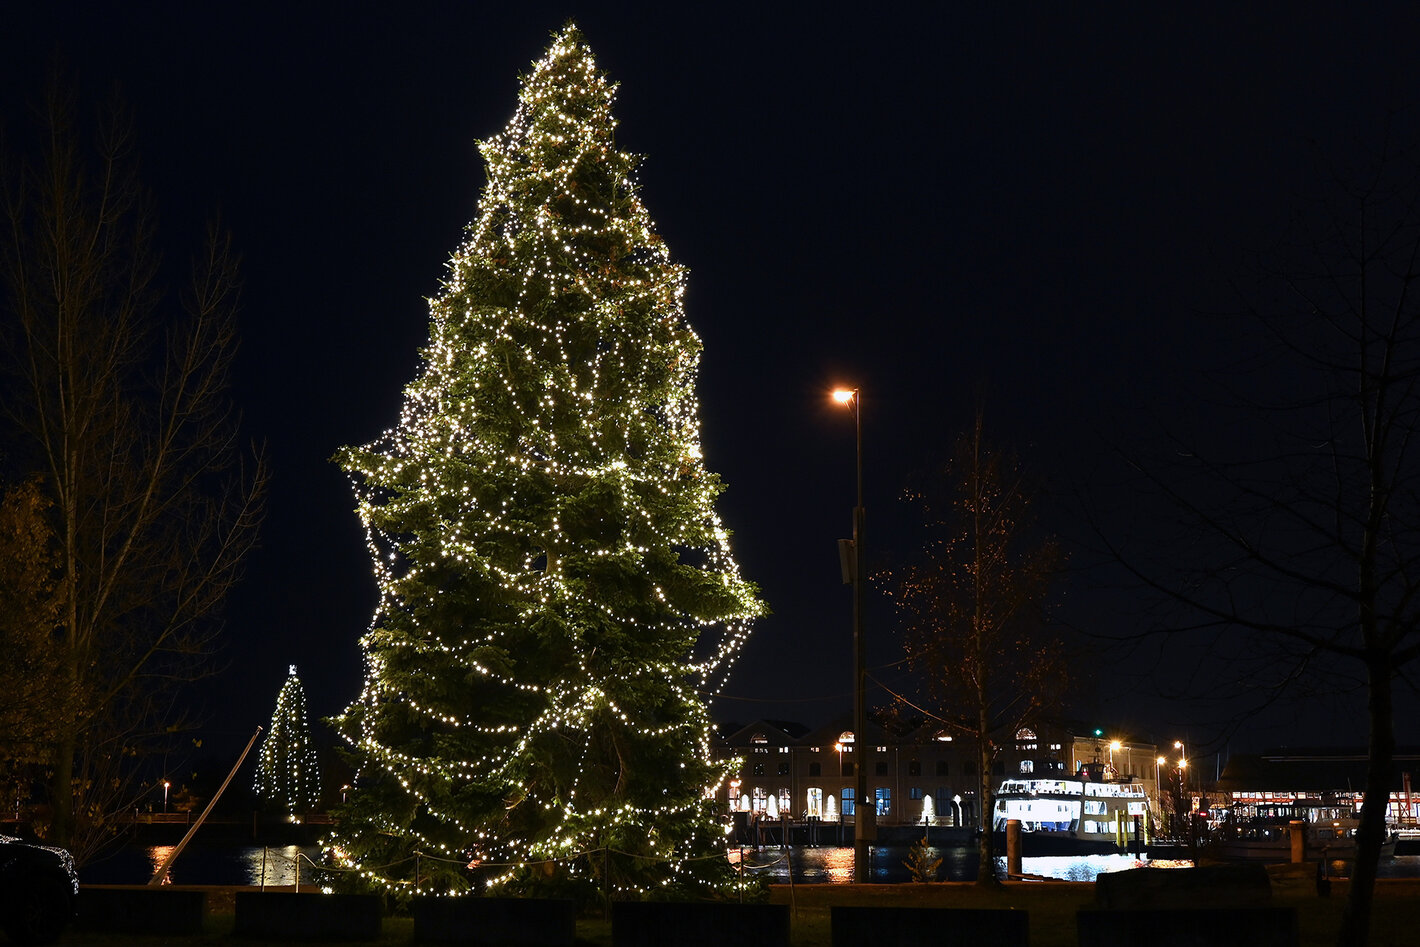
715 716 1160 828
1217 747 1420 825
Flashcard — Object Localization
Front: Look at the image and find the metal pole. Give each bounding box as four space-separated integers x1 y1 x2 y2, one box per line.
851 389 870 883
149 726 263 885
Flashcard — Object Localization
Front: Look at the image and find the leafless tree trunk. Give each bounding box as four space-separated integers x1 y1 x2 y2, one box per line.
885 410 1066 886
0 77 266 863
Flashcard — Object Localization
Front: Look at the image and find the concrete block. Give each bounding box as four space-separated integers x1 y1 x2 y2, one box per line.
234 891 382 940
612 901 789 947
1078 907 1299 947
831 906 1029 946
412 896 576 945
76 885 207 935
1094 864 1272 909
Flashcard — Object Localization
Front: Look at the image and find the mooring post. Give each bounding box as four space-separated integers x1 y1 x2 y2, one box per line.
1006 819 1022 877
1290 820 1306 863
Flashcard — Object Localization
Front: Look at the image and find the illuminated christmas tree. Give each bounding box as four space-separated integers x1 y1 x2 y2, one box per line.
253 665 322 816
328 25 761 899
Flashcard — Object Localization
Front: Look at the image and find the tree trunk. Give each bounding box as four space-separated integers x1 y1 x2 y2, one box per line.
975 701 998 885
48 731 75 847
1337 657 1393 947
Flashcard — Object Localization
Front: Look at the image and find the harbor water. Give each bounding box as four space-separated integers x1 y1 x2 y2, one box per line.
729 845 1420 884
81 842 324 887
79 841 1420 886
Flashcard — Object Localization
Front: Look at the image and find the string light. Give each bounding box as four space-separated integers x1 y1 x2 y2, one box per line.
254 665 322 817
325 23 763 898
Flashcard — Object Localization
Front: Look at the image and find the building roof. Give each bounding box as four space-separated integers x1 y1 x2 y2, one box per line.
1218 748 1420 793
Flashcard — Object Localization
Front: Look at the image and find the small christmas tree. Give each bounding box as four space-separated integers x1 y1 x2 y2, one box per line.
253 666 321 816
328 24 761 899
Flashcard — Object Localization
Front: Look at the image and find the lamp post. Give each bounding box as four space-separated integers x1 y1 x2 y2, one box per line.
1155 755 1165 823
832 387 870 882
163 780 170 814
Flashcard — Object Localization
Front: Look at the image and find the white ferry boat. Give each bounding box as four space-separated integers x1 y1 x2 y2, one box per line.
991 761 1150 854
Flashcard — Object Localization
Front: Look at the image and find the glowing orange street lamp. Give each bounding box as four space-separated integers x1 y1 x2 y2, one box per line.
831 387 869 882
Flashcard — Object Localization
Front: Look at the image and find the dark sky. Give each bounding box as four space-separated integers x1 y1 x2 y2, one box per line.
5 2 1419 767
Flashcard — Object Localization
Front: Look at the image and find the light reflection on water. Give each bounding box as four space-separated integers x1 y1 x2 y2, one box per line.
732 846 1186 883
85 844 324 886
731 845 1420 883
91 843 1420 886
241 845 312 886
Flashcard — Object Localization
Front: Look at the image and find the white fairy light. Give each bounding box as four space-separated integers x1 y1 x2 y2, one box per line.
324 24 762 898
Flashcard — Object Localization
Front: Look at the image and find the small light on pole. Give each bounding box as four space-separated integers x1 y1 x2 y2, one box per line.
163 780 170 813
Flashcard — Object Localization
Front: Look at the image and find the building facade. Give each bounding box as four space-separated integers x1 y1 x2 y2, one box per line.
715 716 1160 828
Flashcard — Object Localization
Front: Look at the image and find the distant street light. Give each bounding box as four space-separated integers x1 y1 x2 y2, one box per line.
832 387 869 882
1109 740 1122 769
163 780 170 813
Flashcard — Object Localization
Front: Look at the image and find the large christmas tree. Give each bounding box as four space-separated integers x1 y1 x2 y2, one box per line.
328 25 761 899
253 665 322 816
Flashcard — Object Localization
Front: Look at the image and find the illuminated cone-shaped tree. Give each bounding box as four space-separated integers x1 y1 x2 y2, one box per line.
328 25 761 899
254 665 322 815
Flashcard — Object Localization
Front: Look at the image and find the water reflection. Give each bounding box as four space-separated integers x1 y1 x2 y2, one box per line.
147 845 176 883
87 842 1419 886
244 845 310 887
733 846 1196 884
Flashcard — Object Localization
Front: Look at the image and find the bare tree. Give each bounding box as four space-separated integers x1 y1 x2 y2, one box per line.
0 477 67 799
1110 129 1420 947
885 411 1066 885
0 78 266 862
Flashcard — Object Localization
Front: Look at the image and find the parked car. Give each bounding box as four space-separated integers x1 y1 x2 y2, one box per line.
0 835 78 944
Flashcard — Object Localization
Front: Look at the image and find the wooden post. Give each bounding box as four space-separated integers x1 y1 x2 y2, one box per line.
1289 820 1306 863
1006 819 1022 877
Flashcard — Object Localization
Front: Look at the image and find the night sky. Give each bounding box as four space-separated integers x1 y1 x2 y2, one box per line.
5 3 1419 768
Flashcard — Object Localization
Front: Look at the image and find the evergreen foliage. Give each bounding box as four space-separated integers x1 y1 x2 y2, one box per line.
327 25 761 900
254 666 321 814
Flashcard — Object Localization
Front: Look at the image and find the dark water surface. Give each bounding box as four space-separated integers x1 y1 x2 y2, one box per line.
82 842 323 887
80 841 1420 886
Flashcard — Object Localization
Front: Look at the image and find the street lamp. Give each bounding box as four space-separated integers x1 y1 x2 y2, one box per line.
163 780 170 814
1109 740 1122 769
832 387 870 882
